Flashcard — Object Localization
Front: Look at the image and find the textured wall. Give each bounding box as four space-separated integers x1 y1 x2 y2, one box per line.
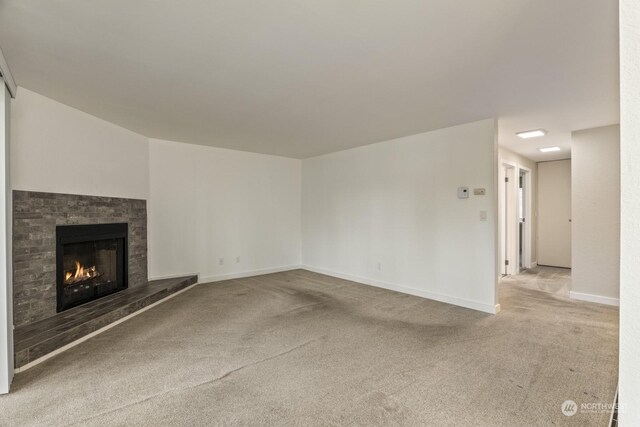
620 0 640 423
302 119 498 314
11 88 149 200
148 138 301 282
571 125 620 303
12 191 147 326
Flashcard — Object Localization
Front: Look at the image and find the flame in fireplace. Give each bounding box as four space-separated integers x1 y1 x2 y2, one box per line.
65 261 100 285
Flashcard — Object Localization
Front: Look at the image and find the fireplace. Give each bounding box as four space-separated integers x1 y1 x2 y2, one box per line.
56 223 128 312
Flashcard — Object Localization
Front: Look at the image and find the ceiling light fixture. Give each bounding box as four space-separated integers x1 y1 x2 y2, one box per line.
517 129 547 139
538 146 561 153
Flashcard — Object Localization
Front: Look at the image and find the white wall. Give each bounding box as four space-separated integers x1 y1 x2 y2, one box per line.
620 0 640 423
9 88 304 284
498 147 537 264
1 81 13 393
11 88 148 199
570 125 620 305
148 139 301 282
302 119 498 313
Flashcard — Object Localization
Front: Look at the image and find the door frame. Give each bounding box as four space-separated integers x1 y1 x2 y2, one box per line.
517 165 533 270
0 79 12 394
499 159 518 275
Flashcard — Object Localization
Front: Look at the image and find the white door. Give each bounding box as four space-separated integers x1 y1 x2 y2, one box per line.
538 160 571 268
503 166 517 275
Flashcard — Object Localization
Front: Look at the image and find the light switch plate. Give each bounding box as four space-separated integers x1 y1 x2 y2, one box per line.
474 188 486 195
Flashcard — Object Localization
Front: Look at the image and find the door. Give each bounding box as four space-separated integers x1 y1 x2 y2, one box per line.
502 164 517 275
538 160 571 268
518 170 526 269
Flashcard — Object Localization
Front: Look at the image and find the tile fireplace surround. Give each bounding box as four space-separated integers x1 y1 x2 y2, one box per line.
12 190 148 327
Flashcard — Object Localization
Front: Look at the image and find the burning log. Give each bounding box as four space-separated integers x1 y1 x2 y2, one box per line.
64 261 101 285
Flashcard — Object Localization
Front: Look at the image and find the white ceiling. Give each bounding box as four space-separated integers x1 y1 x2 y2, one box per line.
0 0 619 160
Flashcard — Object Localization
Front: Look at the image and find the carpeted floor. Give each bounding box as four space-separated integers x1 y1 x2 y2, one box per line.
501 266 572 297
0 269 618 426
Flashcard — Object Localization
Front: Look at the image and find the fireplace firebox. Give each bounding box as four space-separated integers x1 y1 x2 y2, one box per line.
56 223 128 312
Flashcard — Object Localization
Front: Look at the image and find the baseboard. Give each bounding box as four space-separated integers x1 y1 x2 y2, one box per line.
530 261 538 268
301 265 499 314
148 272 201 281
569 291 620 307
198 265 302 284
14 282 200 373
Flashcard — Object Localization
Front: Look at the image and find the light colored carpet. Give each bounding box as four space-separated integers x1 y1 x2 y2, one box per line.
501 266 572 297
0 269 618 426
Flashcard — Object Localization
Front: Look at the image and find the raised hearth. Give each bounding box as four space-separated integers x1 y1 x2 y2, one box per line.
14 275 197 368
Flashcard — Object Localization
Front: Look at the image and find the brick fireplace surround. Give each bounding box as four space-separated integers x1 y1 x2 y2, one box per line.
11 190 197 369
12 191 148 327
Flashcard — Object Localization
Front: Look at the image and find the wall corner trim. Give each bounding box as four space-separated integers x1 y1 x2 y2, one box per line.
569 291 620 307
301 265 499 315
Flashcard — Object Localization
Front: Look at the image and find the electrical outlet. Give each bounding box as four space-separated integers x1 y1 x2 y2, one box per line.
219 257 224 265
235 256 240 263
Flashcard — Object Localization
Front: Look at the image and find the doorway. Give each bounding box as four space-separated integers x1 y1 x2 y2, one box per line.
500 161 517 276
537 160 571 268
499 160 533 276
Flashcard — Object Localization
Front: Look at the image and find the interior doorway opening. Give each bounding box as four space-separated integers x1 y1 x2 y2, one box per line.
499 160 532 277
500 161 517 276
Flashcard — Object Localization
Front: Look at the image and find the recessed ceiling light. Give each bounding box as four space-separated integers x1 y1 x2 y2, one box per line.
538 146 561 153
517 129 547 139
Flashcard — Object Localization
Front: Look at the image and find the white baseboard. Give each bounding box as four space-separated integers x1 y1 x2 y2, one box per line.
301 265 499 314
148 272 200 281
15 282 200 373
530 261 538 268
569 291 620 307
198 265 302 284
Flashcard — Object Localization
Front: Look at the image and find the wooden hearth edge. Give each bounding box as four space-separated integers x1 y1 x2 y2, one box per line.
14 282 200 373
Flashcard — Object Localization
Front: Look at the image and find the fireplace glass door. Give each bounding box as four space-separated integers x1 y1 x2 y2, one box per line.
56 223 128 312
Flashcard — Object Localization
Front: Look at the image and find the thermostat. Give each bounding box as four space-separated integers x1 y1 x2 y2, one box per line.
457 187 469 199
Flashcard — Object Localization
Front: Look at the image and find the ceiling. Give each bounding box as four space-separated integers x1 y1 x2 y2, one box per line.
0 0 619 160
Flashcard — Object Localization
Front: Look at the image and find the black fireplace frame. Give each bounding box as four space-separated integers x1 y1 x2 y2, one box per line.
56 223 128 312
